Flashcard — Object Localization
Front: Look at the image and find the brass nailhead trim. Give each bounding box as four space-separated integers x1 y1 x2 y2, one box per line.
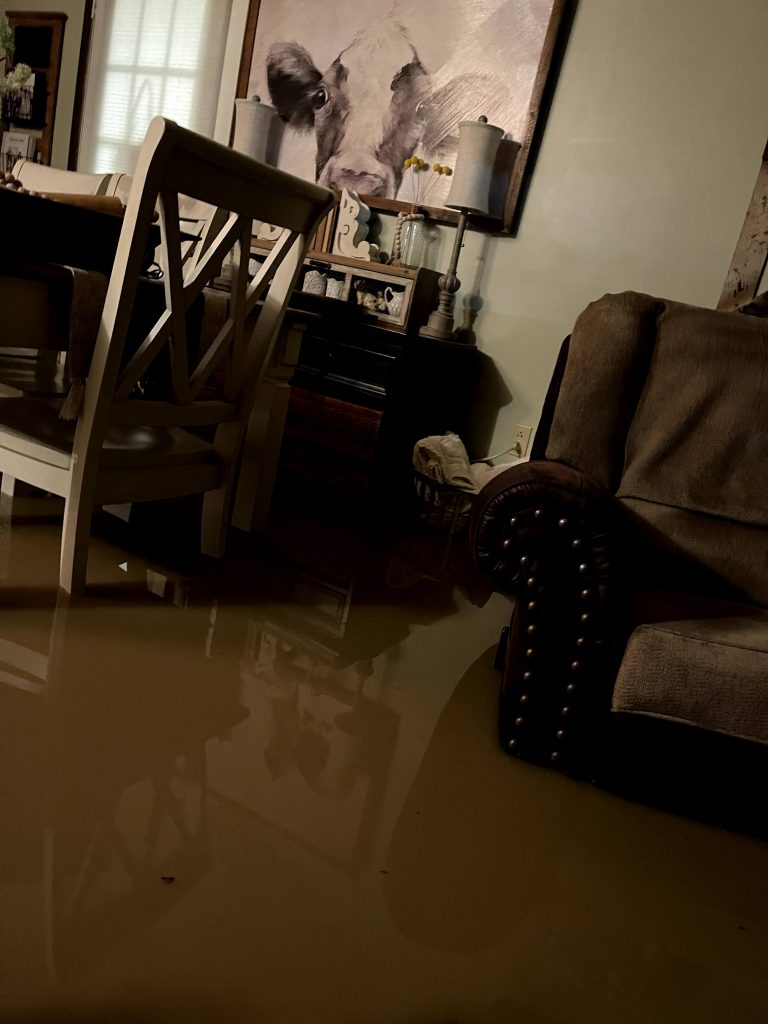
556 729 566 739
550 751 561 762
558 518 569 527
523 671 533 682
566 683 576 694
515 716 525 727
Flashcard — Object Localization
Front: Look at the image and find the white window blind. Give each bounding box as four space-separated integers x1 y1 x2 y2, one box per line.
78 0 233 174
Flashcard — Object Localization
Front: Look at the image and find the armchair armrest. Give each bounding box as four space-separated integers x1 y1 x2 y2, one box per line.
470 461 621 774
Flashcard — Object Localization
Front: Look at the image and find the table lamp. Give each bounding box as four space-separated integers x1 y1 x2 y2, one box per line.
420 116 504 341
232 95 277 163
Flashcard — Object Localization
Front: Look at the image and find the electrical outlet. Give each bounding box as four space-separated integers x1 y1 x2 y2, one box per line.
512 424 532 457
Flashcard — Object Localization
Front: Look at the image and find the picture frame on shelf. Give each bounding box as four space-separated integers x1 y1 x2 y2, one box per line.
236 0 568 233
0 128 34 173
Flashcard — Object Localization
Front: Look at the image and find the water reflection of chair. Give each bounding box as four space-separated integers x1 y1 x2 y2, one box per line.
0 584 249 984
0 116 334 592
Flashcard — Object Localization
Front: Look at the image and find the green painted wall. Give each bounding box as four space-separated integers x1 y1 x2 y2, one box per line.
382 0 767 455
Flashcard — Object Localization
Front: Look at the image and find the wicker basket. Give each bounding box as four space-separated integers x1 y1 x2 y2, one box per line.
412 471 477 536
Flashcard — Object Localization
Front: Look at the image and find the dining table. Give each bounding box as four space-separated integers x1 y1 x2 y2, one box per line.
0 183 156 274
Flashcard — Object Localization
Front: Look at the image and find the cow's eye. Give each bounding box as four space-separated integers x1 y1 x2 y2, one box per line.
312 87 329 110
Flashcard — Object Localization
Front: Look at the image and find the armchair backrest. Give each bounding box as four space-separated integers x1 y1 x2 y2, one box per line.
544 291 768 605
545 291 663 491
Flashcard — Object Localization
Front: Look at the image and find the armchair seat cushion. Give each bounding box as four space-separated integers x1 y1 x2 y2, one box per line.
613 610 768 744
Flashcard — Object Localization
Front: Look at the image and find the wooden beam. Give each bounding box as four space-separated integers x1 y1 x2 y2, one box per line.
718 138 768 311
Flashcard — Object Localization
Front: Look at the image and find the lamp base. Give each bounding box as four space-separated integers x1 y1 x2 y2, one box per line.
419 308 456 341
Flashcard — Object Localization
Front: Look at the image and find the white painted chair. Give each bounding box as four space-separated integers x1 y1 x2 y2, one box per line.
0 116 335 592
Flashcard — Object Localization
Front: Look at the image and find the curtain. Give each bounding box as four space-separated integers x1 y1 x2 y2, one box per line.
78 0 233 174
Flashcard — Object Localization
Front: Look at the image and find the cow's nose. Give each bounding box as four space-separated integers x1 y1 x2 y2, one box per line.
325 166 391 196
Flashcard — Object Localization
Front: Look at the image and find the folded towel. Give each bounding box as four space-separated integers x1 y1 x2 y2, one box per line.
469 457 528 490
413 432 475 491
414 432 529 494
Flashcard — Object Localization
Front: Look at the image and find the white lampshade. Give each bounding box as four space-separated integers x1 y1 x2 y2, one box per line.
232 97 277 164
446 118 504 215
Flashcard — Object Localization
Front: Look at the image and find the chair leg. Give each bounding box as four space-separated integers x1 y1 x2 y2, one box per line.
59 494 93 594
201 486 230 558
0 476 14 579
202 424 243 559
1 474 16 500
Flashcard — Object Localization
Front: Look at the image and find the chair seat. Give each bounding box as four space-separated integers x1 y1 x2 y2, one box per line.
613 609 768 744
0 397 219 471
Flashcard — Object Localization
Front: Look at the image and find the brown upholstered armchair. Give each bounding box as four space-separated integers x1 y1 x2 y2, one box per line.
471 292 768 810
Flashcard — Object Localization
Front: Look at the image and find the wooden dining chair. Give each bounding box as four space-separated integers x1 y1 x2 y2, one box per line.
0 116 335 592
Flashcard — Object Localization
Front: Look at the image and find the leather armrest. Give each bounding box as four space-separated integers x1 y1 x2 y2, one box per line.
470 460 621 774
471 461 614 589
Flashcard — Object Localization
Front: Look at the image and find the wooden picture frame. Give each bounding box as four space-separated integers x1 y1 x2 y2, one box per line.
236 0 568 234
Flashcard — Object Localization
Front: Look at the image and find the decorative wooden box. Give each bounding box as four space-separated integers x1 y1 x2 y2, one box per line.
251 243 440 335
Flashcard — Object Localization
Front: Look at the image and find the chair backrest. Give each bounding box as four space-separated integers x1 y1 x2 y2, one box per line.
72 115 334 464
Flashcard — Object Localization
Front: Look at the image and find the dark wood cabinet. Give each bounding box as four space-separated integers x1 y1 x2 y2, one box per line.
275 302 481 515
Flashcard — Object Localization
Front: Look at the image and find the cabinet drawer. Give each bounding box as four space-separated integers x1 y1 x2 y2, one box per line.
296 335 399 398
283 388 382 461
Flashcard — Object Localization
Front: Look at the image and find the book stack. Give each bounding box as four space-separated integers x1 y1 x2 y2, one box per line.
0 131 35 174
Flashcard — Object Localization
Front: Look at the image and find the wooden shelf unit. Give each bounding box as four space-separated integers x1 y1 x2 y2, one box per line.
5 11 67 165
252 243 440 335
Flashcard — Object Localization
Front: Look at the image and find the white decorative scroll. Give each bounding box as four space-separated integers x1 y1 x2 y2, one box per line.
256 222 285 241
332 188 380 261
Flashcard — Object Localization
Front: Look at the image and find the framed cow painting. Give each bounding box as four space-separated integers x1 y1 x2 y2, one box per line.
237 0 568 233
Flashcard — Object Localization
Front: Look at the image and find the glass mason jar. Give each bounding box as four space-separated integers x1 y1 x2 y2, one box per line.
399 215 427 268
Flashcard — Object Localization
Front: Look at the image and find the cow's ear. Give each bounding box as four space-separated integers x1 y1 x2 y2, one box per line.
391 58 427 90
267 43 323 130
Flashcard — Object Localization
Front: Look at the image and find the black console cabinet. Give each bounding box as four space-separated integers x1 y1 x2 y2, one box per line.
277 299 481 513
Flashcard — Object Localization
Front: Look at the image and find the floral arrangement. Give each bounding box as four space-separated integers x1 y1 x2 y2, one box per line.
0 62 31 97
402 155 452 208
0 14 31 108
0 14 14 61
